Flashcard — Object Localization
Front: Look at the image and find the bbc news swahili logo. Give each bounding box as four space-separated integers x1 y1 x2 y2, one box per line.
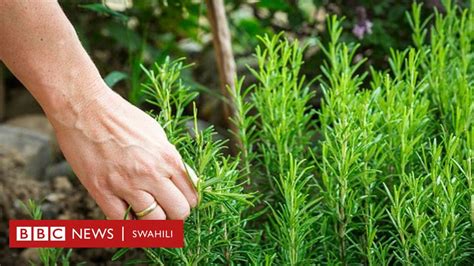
9 220 183 248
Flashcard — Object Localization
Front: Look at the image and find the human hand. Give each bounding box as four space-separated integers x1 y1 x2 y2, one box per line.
49 86 198 220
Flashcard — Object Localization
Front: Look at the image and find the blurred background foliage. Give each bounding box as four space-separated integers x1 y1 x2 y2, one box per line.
47 1 456 125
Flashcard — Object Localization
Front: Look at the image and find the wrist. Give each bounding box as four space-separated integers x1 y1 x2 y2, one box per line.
44 80 115 130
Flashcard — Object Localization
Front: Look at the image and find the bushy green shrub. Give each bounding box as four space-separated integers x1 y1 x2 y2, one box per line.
313 2 473 262
118 2 472 264
136 58 262 265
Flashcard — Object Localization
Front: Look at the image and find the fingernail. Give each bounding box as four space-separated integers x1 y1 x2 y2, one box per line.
184 163 199 188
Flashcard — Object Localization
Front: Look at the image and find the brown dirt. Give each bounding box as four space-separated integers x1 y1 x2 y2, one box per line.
0 149 145 265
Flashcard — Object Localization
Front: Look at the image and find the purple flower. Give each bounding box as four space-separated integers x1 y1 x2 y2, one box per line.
353 20 373 40
352 6 373 40
353 24 365 39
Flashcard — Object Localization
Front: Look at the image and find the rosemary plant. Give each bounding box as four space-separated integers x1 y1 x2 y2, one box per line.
129 4 473 263
314 2 473 264
136 58 261 265
237 35 321 264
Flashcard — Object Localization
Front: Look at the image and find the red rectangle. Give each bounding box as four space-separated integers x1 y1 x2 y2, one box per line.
9 220 183 248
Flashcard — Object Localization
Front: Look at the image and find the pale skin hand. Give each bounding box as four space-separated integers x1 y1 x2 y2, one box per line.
0 1 197 219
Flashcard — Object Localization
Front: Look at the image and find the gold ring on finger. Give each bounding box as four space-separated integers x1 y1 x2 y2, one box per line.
135 201 158 218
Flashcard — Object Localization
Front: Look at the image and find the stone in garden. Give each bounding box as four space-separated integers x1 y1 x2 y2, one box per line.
0 125 52 178
45 192 66 203
5 114 59 157
45 160 74 179
53 176 73 191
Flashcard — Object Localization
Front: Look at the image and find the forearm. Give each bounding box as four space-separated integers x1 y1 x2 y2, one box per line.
0 0 108 125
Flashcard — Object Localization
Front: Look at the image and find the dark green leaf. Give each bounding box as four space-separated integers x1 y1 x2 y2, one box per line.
104 71 128 88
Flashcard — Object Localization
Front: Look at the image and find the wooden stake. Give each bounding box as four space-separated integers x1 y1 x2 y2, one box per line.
205 0 241 153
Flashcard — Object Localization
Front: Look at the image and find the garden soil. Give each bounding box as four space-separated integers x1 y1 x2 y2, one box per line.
0 149 144 265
